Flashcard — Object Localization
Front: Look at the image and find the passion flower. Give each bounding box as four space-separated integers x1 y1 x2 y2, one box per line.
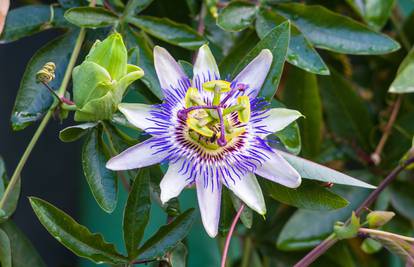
106 45 303 237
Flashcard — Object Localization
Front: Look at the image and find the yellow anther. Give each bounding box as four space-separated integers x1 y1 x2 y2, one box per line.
187 117 214 137
237 96 251 123
202 80 231 93
185 87 204 108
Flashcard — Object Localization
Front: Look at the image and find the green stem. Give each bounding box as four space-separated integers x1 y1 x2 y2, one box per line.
240 237 252 267
0 28 87 210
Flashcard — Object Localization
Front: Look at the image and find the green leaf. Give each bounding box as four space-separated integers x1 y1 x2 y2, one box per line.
274 122 302 155
0 157 21 223
219 30 259 78
0 229 11 267
390 181 414 220
124 0 154 17
233 21 290 100
264 180 349 211
123 169 151 259
278 150 376 189
256 8 329 75
64 7 118 28
346 0 395 30
217 1 256 32
1 5 67 43
219 188 235 235
29 197 128 264
169 242 188 267
319 70 374 150
277 184 370 250
230 193 253 229
389 47 414 93
59 122 98 142
283 67 322 158
126 16 205 50
0 221 46 267
124 28 163 99
137 209 196 260
82 128 118 213
11 31 78 131
275 3 400 54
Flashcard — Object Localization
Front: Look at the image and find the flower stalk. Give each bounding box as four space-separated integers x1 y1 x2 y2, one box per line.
221 204 245 267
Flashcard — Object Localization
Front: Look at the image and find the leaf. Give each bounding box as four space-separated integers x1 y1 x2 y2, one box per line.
274 122 302 155
275 3 400 54
11 31 78 131
0 221 46 267
277 184 370 250
169 242 188 267
219 30 259 78
390 181 414 220
64 7 118 28
0 5 67 43
217 1 256 32
346 0 395 30
319 70 374 150
126 16 205 50
389 47 414 93
278 150 376 189
255 8 329 75
137 209 196 260
0 229 11 267
124 27 163 99
233 21 290 100
29 197 128 264
230 193 253 229
82 128 118 213
123 169 151 259
0 157 21 223
263 180 349 211
283 67 323 158
59 122 98 142
219 188 235 235
124 0 154 17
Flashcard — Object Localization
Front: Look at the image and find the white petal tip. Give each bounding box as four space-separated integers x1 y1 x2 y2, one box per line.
205 227 218 238
260 49 273 59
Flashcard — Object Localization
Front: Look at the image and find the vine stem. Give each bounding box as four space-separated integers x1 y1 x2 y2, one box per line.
0 28 87 210
221 204 245 267
371 95 402 165
294 156 414 267
359 228 414 243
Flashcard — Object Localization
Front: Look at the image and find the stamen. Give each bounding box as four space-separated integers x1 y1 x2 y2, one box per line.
220 83 248 106
217 107 227 147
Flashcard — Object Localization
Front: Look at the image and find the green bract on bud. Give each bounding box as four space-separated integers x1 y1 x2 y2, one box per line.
334 212 360 240
72 32 144 122
366 211 395 228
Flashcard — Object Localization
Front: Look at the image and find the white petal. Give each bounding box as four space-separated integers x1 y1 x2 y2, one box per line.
118 103 155 131
154 46 188 92
106 138 166 171
233 49 273 99
160 159 190 203
193 44 220 83
255 149 301 188
224 172 266 215
196 177 222 238
258 108 303 138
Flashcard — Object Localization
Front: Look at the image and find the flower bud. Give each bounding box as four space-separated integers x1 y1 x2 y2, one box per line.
72 33 144 122
366 211 395 228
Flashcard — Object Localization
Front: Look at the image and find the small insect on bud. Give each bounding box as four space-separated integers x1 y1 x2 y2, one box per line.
36 62 56 84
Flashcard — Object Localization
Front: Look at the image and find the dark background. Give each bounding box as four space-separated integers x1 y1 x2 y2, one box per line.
0 5 80 266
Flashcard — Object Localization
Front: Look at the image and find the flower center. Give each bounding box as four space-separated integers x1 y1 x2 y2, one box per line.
177 80 250 149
